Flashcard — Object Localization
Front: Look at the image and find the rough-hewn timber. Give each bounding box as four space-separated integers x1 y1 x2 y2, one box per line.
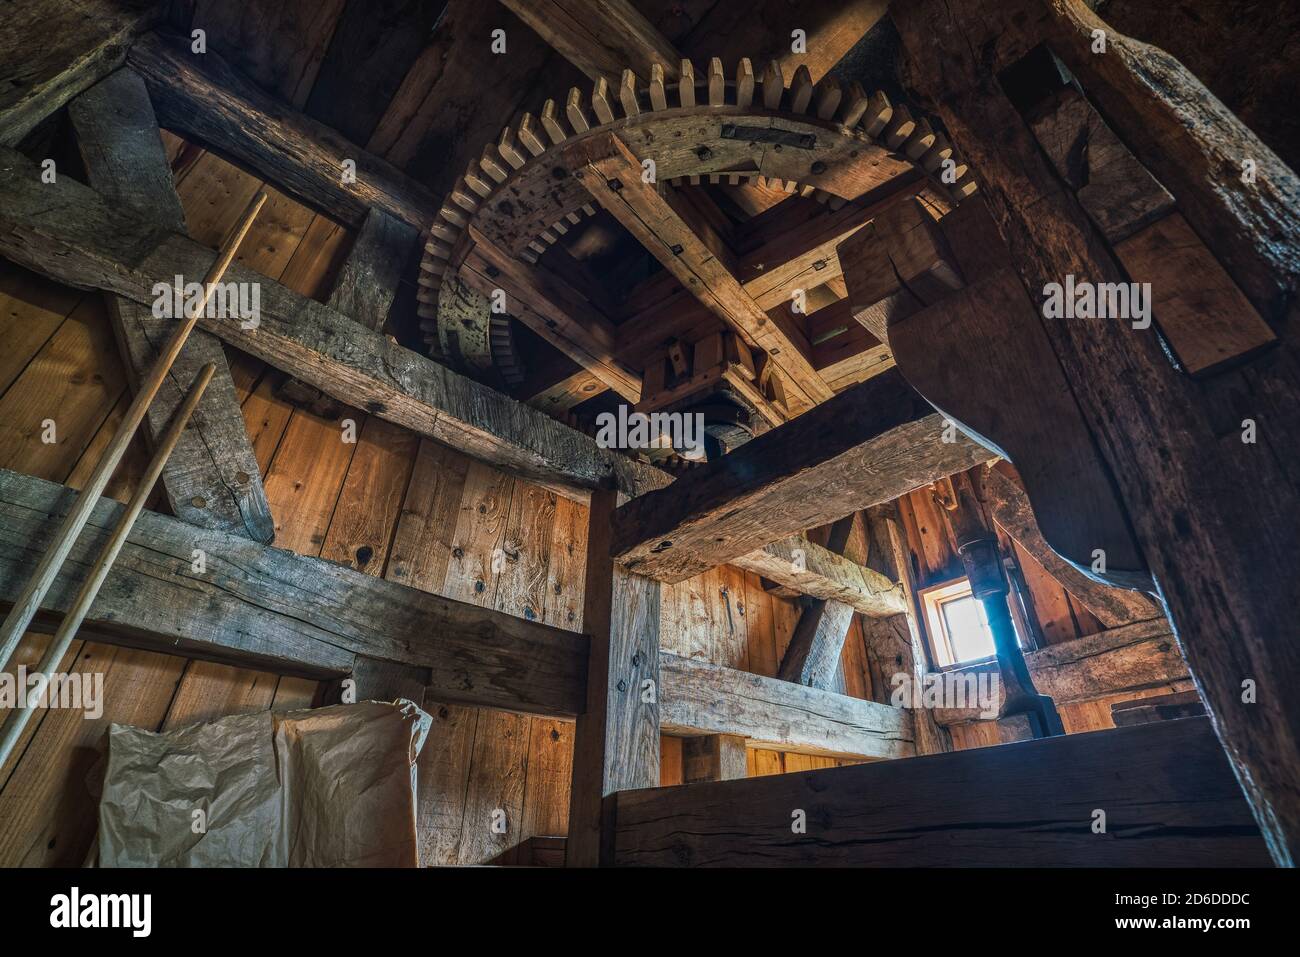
567 489 661 867
0 0 155 146
731 535 907 617
894 0 1300 864
611 369 993 581
612 717 1270 866
127 30 437 230
0 469 587 716
660 652 914 760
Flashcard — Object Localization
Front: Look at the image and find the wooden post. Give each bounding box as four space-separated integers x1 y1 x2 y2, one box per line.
566 488 661 867
777 516 858 688
683 735 748 783
860 502 951 755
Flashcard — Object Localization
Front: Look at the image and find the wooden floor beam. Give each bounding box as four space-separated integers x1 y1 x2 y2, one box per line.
611 369 994 581
661 652 913 760
611 717 1270 866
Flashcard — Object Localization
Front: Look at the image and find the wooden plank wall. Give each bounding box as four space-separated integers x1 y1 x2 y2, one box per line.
0 131 874 866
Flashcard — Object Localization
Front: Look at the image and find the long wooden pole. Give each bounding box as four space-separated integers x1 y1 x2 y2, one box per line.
0 364 217 768
0 190 265 670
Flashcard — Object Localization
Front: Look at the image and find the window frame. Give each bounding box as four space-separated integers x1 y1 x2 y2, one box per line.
918 576 997 669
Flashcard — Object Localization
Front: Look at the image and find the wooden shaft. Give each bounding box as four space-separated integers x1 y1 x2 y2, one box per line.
0 363 216 769
0 191 265 671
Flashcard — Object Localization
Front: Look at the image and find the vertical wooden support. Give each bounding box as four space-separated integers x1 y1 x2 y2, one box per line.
683 735 748 782
860 502 951 755
777 515 858 689
893 0 1300 863
566 488 661 867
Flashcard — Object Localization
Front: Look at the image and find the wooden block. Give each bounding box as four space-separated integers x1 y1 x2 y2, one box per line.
1029 87 1174 244
1115 212 1276 376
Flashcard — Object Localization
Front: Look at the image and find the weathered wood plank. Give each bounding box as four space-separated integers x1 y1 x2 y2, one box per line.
775 515 856 688
611 369 993 581
567 489 661 866
660 652 914 760
327 207 419 332
302 0 446 146
932 618 1188 723
68 67 275 542
0 0 155 146
731 535 906 617
0 468 587 716
0 144 667 501
777 599 856 689
499 0 679 85
682 734 748 783
127 30 437 230
612 717 1270 866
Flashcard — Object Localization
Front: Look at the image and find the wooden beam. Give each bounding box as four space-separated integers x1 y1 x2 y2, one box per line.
859 502 951 754
661 653 913 761
981 466 1161 627
499 0 679 85
932 618 1188 723
127 30 438 230
777 600 856 689
1025 618 1187 705
1111 690 1204 728
610 369 994 582
894 0 1300 864
527 369 608 415
0 143 667 501
613 172 929 361
732 536 907 617
0 0 155 146
328 207 420 332
463 229 642 401
0 469 586 716
736 172 929 309
67 67 275 543
564 133 834 408
567 489 661 866
777 516 857 688
683 734 748 783
611 717 1270 866
326 655 430 707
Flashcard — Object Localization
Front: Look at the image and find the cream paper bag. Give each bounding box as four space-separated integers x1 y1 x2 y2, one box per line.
98 699 431 867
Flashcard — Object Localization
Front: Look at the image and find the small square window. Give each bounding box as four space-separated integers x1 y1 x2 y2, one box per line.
919 578 998 667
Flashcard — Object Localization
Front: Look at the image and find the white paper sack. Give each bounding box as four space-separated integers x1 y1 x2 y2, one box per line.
97 699 431 867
